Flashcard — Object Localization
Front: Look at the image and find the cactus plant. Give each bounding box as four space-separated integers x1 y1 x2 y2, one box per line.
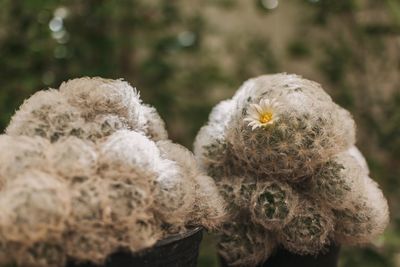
0 77 226 267
194 73 389 266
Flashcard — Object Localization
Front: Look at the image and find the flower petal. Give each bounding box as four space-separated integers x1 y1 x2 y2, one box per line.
253 104 263 114
248 109 260 119
260 99 270 109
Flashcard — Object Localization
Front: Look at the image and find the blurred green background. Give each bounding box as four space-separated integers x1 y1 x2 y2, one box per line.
0 0 399 266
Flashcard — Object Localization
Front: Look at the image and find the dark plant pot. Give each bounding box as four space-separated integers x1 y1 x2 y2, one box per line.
67 227 203 267
261 244 340 267
220 244 340 267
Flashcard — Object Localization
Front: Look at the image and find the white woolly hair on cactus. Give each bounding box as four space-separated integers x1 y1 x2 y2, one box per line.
218 220 276 267
278 199 334 255
5 77 167 143
6 89 86 142
18 239 66 267
46 136 98 179
65 221 122 265
191 174 227 229
0 171 70 267
0 135 49 187
105 177 153 221
142 104 169 141
310 149 367 209
123 213 163 251
68 176 107 223
59 77 144 128
157 140 199 178
156 140 226 229
83 114 129 141
153 159 195 224
333 176 389 245
194 100 234 179
347 145 370 174
225 74 356 180
0 170 70 242
194 122 231 180
0 77 227 266
195 73 389 266
97 129 162 178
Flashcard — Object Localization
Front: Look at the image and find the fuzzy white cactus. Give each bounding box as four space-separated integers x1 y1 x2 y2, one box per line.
195 73 389 266
0 77 226 266
7 78 141 142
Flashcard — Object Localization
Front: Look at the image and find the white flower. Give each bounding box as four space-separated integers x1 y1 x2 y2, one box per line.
244 99 279 130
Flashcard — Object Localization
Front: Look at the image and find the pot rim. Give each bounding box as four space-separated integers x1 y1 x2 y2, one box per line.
155 227 203 247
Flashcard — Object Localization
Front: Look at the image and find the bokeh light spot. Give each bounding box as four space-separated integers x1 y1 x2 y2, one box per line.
49 17 63 32
178 31 196 47
54 7 69 19
52 30 69 44
261 0 279 10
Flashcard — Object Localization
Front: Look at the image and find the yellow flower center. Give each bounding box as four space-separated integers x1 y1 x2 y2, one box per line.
259 112 273 124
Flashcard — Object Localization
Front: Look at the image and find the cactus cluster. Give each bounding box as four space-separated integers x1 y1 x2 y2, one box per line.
194 73 389 266
0 77 226 267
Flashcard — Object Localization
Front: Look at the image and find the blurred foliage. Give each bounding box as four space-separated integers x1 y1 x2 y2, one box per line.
0 0 399 267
